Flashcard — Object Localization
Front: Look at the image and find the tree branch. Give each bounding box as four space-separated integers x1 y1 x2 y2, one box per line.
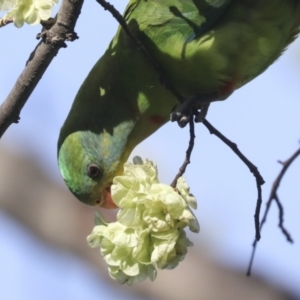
202 119 265 241
170 118 195 188
247 147 299 276
0 0 84 138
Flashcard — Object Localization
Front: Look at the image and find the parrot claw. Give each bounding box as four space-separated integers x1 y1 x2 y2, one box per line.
178 115 191 128
194 104 209 123
170 111 191 128
170 94 212 127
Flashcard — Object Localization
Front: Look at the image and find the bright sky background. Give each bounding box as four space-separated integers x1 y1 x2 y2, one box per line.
1 1 300 298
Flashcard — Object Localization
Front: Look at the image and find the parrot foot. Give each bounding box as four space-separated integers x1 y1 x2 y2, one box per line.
194 104 209 123
170 93 217 127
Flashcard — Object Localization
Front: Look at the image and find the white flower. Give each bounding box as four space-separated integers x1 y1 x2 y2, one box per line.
87 223 156 285
0 0 58 27
87 157 199 284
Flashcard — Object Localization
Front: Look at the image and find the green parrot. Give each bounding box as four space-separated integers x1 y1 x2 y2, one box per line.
58 0 300 208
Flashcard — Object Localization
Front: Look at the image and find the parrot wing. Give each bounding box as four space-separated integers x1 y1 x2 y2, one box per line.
124 0 232 42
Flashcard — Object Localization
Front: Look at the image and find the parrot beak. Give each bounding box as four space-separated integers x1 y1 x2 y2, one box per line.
97 185 118 209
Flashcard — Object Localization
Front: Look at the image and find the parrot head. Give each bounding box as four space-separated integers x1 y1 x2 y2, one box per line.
57 130 129 209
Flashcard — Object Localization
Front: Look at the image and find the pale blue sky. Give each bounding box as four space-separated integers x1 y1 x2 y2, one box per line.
1 1 300 298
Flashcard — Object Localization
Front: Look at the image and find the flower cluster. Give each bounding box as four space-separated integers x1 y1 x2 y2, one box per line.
87 158 199 285
0 0 58 27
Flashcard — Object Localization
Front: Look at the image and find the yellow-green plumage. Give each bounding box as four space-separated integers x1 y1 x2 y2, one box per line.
58 0 300 208
134 0 300 95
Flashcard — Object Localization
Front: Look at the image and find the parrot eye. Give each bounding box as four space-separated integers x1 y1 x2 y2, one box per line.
87 163 101 179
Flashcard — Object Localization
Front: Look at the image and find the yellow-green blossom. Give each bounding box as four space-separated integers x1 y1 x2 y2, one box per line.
88 222 156 285
0 0 58 27
87 158 199 284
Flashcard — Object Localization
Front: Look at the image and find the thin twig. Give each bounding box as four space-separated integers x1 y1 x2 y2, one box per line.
247 148 300 276
274 195 293 241
0 0 84 138
202 119 265 241
0 18 13 28
171 117 195 187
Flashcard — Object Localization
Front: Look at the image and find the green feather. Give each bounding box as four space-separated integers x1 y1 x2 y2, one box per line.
58 0 300 207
